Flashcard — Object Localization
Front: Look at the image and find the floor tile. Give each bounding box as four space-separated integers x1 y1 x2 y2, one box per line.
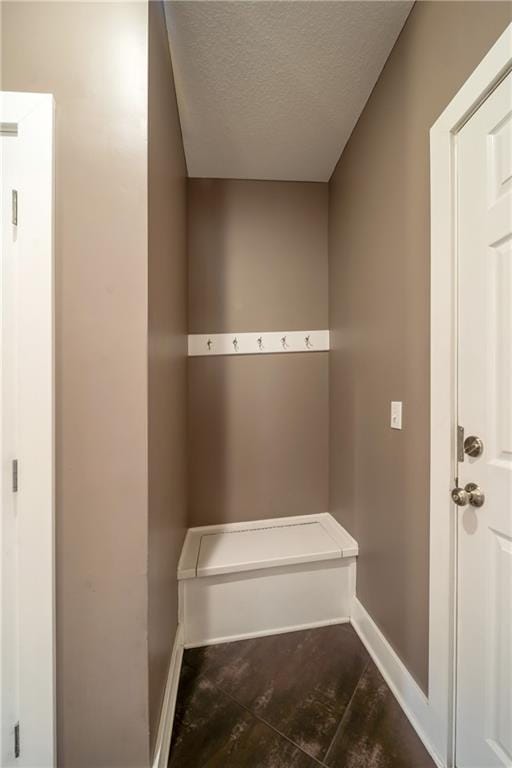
324 661 436 768
169 665 320 768
184 624 370 761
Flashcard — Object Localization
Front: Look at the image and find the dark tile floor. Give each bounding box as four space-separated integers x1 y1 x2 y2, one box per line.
169 624 436 768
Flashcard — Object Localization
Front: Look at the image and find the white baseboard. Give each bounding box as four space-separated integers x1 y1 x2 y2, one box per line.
152 624 184 768
350 599 444 768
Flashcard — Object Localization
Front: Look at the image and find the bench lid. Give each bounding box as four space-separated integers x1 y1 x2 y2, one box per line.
178 513 358 579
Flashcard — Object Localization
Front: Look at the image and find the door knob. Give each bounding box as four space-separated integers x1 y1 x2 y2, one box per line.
465 483 485 507
452 486 469 506
451 483 485 508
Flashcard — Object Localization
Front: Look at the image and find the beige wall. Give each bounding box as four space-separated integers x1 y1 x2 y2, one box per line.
147 0 187 754
188 353 329 526
328 1 512 692
188 179 329 525
1 3 151 765
188 179 328 333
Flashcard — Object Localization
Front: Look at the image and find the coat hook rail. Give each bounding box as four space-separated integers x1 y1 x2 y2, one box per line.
188 330 330 357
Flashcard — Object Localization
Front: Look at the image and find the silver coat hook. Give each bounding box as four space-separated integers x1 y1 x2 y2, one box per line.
281 336 289 350
233 337 239 352
207 338 213 351
257 336 264 351
305 335 313 349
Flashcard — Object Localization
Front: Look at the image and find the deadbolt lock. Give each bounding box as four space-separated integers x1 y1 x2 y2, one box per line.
464 435 484 458
451 482 485 508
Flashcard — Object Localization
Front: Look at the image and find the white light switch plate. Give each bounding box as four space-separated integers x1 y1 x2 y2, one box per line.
391 401 403 430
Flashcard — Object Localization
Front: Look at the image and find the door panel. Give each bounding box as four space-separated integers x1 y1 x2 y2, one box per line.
456 71 512 768
493 237 511 465
489 531 512 762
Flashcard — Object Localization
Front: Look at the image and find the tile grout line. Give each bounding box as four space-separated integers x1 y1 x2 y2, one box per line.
179 626 368 767
322 659 370 764
205 676 330 767
175 628 436 768
180 626 366 767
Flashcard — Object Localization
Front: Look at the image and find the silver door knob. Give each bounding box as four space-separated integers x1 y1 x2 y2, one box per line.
452 487 470 506
465 482 485 507
451 483 485 508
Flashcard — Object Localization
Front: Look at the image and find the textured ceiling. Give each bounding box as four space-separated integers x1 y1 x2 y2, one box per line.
164 1 413 182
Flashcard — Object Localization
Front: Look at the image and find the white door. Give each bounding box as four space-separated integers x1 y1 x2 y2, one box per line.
456 71 512 768
0 93 55 767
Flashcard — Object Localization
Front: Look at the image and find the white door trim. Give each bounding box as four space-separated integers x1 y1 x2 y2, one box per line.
0 91 55 767
429 23 512 767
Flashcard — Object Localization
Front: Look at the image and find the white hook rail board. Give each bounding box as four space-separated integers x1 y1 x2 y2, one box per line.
188 330 330 357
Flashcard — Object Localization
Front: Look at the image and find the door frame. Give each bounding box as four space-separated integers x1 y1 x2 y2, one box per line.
429 23 512 768
0 91 55 766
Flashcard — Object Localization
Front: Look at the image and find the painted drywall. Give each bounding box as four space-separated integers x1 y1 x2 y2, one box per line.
165 1 413 181
1 3 151 766
188 353 329 526
328 1 512 693
148 0 187 756
188 179 328 525
188 179 328 332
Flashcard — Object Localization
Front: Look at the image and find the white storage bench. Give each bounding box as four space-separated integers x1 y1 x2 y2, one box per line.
178 513 358 648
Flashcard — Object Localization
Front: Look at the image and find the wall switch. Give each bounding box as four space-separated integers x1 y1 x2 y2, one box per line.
391 401 403 430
